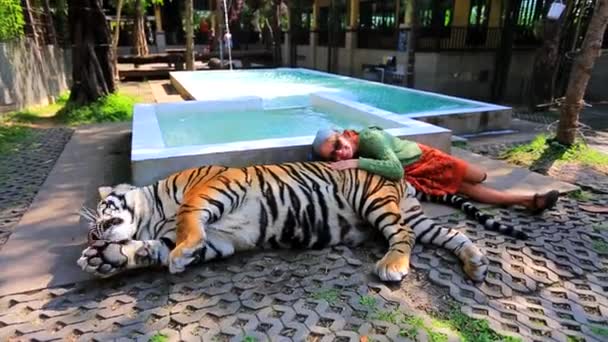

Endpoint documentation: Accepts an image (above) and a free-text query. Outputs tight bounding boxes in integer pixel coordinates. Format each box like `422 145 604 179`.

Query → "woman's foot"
526 190 560 214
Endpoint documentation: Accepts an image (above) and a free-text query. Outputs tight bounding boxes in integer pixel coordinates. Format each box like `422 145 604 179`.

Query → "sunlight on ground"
314 289 521 342
5 91 139 126
501 134 608 173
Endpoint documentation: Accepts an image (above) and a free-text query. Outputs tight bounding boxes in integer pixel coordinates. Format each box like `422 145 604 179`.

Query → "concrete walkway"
0 123 131 296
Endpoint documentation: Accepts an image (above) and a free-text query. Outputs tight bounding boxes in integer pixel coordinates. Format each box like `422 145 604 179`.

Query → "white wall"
0 39 71 110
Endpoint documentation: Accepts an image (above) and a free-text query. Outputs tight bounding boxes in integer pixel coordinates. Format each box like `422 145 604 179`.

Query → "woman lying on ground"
312 126 560 213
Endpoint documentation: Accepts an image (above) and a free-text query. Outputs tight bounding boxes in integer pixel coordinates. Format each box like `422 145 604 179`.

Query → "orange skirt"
403 144 468 196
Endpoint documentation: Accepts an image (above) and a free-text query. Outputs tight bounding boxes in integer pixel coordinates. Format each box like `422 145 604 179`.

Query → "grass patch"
452 140 468 148
593 224 608 233
440 307 522 342
592 240 608 254
0 125 33 155
242 336 257 342
590 325 608 337
56 93 138 125
501 134 608 173
311 289 340 303
357 295 519 342
568 190 594 201
7 91 139 126
567 336 585 342
359 295 377 310
148 333 168 342
8 92 69 123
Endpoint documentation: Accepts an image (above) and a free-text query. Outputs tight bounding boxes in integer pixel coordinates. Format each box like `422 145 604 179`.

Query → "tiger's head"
81 184 139 243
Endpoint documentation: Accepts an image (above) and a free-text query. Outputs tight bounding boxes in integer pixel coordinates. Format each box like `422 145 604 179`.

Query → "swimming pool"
170 68 510 122
157 106 388 147
131 94 451 186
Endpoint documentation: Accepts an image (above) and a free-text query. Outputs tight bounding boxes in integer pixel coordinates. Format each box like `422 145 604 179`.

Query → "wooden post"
349 0 359 29
154 4 163 32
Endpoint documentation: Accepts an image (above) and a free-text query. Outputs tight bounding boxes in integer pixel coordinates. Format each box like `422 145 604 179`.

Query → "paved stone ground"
0 131 606 341
0 127 73 251
1 193 607 341
1 114 608 341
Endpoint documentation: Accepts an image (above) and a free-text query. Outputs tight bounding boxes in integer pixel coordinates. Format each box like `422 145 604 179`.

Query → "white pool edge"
132 94 450 163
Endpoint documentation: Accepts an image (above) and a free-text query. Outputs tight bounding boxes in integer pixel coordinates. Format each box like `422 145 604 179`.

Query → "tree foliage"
0 0 25 42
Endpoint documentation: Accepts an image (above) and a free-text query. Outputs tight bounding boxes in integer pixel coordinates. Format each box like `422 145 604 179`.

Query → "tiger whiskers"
79 206 103 243
79 206 98 223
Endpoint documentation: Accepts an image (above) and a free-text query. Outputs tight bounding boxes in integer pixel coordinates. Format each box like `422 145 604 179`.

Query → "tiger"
77 161 527 283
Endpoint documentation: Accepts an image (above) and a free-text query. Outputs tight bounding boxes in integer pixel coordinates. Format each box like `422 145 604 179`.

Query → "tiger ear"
98 186 113 200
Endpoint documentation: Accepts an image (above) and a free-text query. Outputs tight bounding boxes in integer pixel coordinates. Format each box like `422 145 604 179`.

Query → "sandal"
530 190 560 214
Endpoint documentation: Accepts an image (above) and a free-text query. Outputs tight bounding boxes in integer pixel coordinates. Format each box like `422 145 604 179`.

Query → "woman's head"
312 128 359 161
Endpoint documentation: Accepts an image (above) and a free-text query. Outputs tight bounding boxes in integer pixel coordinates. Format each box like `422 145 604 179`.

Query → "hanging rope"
222 0 233 70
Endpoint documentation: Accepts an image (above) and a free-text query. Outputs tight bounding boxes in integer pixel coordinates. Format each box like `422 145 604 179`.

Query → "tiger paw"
77 240 130 278
168 245 197 274
375 251 410 282
463 254 489 283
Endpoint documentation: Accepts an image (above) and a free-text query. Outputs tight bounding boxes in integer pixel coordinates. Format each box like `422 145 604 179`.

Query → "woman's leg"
463 164 487 184
458 182 559 212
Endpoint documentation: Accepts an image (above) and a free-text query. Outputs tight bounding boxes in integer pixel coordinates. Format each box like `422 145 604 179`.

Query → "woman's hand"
329 159 359 170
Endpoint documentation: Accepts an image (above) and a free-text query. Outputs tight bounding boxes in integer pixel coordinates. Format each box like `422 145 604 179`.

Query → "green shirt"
357 127 422 181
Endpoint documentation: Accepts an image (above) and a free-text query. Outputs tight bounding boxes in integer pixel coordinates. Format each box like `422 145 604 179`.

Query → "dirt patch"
350 239 454 316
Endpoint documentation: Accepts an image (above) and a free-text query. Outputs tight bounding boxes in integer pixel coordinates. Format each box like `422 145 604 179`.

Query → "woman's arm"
352 129 404 180
358 150 404 180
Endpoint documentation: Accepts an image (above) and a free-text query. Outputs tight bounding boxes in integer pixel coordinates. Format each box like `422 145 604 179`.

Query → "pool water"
184 69 483 114
156 107 376 147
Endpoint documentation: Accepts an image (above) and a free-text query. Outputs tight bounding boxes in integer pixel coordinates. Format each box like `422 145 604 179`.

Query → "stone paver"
0 127 73 251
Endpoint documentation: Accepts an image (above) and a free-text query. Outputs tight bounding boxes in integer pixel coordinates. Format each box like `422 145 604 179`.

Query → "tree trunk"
68 0 116 106
112 0 125 80
42 0 57 45
490 0 519 102
528 1 569 111
185 0 195 70
55 0 69 46
405 0 416 87
556 0 608 145
132 0 149 56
